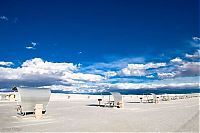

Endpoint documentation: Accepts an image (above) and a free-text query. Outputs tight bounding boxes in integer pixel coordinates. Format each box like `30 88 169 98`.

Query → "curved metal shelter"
150 93 157 103
110 92 124 108
142 93 157 103
17 87 51 114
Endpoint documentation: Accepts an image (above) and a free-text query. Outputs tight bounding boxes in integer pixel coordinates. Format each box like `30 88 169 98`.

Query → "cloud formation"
83 57 145 72
192 37 200 41
0 37 199 93
62 73 104 82
157 72 176 78
0 61 14 66
0 58 104 88
185 50 200 59
26 42 37 50
119 63 166 76
170 57 183 64
146 75 154 78
104 71 117 78
108 76 199 90
0 16 8 21
111 82 198 90
190 36 200 47
176 62 200 77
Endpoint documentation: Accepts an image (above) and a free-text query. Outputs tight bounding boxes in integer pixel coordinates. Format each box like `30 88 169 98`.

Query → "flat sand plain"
0 94 199 132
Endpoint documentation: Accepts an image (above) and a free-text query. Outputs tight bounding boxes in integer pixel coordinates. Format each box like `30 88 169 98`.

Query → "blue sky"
0 0 199 93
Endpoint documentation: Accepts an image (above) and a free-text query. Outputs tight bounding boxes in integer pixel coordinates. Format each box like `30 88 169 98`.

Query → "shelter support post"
35 104 43 119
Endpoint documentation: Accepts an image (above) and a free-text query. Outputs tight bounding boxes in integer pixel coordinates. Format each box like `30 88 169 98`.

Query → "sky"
0 0 199 93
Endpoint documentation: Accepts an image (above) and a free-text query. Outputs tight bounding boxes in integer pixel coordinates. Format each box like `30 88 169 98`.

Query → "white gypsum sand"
0 93 199 132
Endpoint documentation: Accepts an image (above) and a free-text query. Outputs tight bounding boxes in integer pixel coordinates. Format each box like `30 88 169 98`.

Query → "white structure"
150 93 157 103
142 93 157 103
161 93 170 101
17 87 51 115
35 104 44 119
110 92 124 108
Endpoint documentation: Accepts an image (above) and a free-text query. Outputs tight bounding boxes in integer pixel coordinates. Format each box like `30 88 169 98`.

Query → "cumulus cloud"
111 76 199 90
21 58 77 73
104 71 117 78
44 84 105 93
0 52 199 93
41 76 200 92
157 72 176 78
0 58 104 88
0 58 77 87
192 37 200 41
119 63 166 76
170 57 183 64
26 47 33 49
120 65 146 76
111 82 199 89
146 75 154 78
83 57 145 72
26 42 37 50
176 62 200 77
41 85 78 93
0 16 8 21
62 73 104 82
0 61 14 66
189 37 200 47
185 50 200 59
145 63 166 69
78 51 82 54
158 61 200 79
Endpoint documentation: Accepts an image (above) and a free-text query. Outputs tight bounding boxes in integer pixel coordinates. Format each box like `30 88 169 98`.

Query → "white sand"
0 93 199 132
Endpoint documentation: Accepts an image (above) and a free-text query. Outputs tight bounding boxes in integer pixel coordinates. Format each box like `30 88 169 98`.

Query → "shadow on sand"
126 102 141 103
86 104 105 107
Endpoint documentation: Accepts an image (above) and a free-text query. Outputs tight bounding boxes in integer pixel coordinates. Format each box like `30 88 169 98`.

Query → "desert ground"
0 93 199 132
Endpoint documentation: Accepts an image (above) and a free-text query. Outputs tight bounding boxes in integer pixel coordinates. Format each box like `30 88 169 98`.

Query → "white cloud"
0 16 8 21
26 42 37 50
21 58 77 73
31 42 37 47
120 65 146 76
190 37 200 47
185 50 200 59
170 57 183 64
112 82 199 89
111 76 199 89
192 37 200 41
62 73 104 82
144 63 166 69
0 58 105 89
177 62 200 77
42 85 77 92
25 46 35 49
43 84 104 93
0 61 14 66
157 72 176 78
83 57 145 71
104 71 117 78
0 54 199 93
157 60 200 79
146 75 154 78
119 63 166 76
0 58 78 87
40 76 200 92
